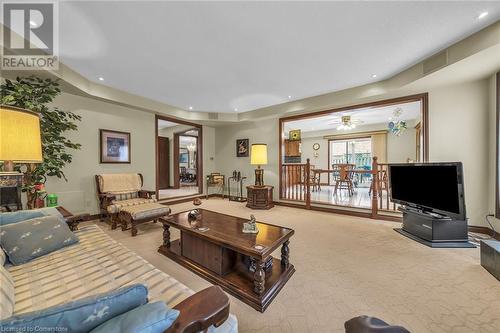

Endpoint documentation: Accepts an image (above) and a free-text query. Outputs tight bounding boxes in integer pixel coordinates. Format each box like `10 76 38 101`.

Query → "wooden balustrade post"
306 158 311 209
371 156 379 219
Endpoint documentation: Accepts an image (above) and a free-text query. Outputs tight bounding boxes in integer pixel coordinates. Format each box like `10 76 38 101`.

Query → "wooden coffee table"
158 209 295 312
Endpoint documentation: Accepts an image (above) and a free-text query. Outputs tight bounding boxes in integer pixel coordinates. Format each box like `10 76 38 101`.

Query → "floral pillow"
0 215 79 265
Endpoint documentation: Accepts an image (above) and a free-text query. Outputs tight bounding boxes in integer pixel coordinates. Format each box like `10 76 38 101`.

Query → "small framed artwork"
100 129 131 163
236 139 249 157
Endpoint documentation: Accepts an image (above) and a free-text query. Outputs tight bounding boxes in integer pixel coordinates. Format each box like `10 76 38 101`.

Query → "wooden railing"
374 162 398 212
281 159 311 208
280 156 399 219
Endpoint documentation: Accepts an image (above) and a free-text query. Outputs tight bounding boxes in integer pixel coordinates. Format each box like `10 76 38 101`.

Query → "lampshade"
0 106 43 163
250 144 268 165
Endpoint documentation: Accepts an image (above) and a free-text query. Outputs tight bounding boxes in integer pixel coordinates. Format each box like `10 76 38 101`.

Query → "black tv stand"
395 207 475 248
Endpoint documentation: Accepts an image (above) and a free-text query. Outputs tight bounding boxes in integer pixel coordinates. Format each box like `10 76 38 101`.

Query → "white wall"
426 79 490 226
44 93 156 214
43 93 216 214
203 126 217 180
214 121 279 198
301 137 329 170
386 127 417 163
488 74 500 230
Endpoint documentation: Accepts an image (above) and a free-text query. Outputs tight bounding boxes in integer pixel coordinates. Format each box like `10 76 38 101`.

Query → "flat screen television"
388 162 466 220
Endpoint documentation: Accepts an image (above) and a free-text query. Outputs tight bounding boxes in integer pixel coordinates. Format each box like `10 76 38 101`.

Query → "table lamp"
0 106 43 171
250 143 267 187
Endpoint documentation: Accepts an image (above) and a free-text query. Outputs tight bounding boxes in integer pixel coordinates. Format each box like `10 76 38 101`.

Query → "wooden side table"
246 185 274 210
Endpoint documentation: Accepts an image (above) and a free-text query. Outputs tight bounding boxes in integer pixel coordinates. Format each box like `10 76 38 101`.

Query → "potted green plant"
1 76 81 209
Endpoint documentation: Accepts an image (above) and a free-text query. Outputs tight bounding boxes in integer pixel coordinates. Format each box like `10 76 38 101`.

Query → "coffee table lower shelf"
159 240 295 312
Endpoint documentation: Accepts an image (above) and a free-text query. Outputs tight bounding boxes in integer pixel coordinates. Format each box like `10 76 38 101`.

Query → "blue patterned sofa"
0 210 238 332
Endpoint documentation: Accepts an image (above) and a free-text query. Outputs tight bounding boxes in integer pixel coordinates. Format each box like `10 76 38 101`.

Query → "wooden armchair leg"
165 286 230 333
111 214 118 230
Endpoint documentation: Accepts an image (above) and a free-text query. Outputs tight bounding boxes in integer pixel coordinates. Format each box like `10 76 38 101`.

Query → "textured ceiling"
57 1 500 113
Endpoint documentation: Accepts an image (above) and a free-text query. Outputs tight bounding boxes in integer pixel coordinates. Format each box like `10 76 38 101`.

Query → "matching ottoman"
119 203 171 236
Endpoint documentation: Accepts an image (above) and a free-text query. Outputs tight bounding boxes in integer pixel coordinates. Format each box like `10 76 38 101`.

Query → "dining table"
312 168 372 191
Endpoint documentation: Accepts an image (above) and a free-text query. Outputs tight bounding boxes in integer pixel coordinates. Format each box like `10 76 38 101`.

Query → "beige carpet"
87 198 500 333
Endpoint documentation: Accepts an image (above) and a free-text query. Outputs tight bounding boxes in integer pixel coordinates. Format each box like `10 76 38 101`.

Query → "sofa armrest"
139 190 156 199
98 193 116 206
66 213 90 222
165 286 230 333
66 213 90 230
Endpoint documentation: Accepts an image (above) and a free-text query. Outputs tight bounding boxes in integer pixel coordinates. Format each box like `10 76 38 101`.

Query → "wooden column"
253 260 266 295
371 156 379 219
281 240 290 268
305 159 311 209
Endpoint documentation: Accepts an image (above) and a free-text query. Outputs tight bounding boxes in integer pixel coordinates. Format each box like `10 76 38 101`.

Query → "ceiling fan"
328 115 363 131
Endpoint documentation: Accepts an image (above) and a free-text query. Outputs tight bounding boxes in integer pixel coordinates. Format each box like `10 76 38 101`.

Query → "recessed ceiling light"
288 95 292 99
29 20 37 27
234 108 238 112
98 77 104 81
478 12 489 19
188 106 193 110
371 74 377 78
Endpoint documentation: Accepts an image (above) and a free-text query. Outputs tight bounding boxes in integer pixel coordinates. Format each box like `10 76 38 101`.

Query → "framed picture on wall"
236 139 249 157
100 129 131 163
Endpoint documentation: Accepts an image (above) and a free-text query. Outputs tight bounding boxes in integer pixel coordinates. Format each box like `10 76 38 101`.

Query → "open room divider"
279 93 429 221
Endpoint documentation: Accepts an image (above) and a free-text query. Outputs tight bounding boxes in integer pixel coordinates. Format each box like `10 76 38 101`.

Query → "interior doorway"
173 130 199 189
155 115 203 200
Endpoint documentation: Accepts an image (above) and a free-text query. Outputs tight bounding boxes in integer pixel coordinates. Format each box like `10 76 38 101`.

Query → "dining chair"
306 165 319 192
369 166 389 197
333 164 355 196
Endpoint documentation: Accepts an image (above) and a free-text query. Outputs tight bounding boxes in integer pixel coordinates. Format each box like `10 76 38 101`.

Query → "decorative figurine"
188 209 201 228
242 214 259 234
188 209 200 220
193 198 202 206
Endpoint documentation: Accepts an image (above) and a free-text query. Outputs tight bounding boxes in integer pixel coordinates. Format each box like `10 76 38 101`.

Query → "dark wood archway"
278 93 429 221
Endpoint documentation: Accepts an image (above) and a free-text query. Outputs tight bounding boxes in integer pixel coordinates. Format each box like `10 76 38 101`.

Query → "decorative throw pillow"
0 215 79 265
89 301 180 333
0 284 148 333
0 265 15 320
0 210 45 226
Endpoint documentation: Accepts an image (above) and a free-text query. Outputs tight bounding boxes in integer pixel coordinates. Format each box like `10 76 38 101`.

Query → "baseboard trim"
159 194 206 205
207 194 225 198
468 225 500 241
88 213 101 221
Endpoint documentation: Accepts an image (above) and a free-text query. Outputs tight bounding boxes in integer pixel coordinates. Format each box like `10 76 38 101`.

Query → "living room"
1 1 500 333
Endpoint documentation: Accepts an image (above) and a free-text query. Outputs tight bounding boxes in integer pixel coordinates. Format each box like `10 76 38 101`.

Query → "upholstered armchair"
95 173 156 228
